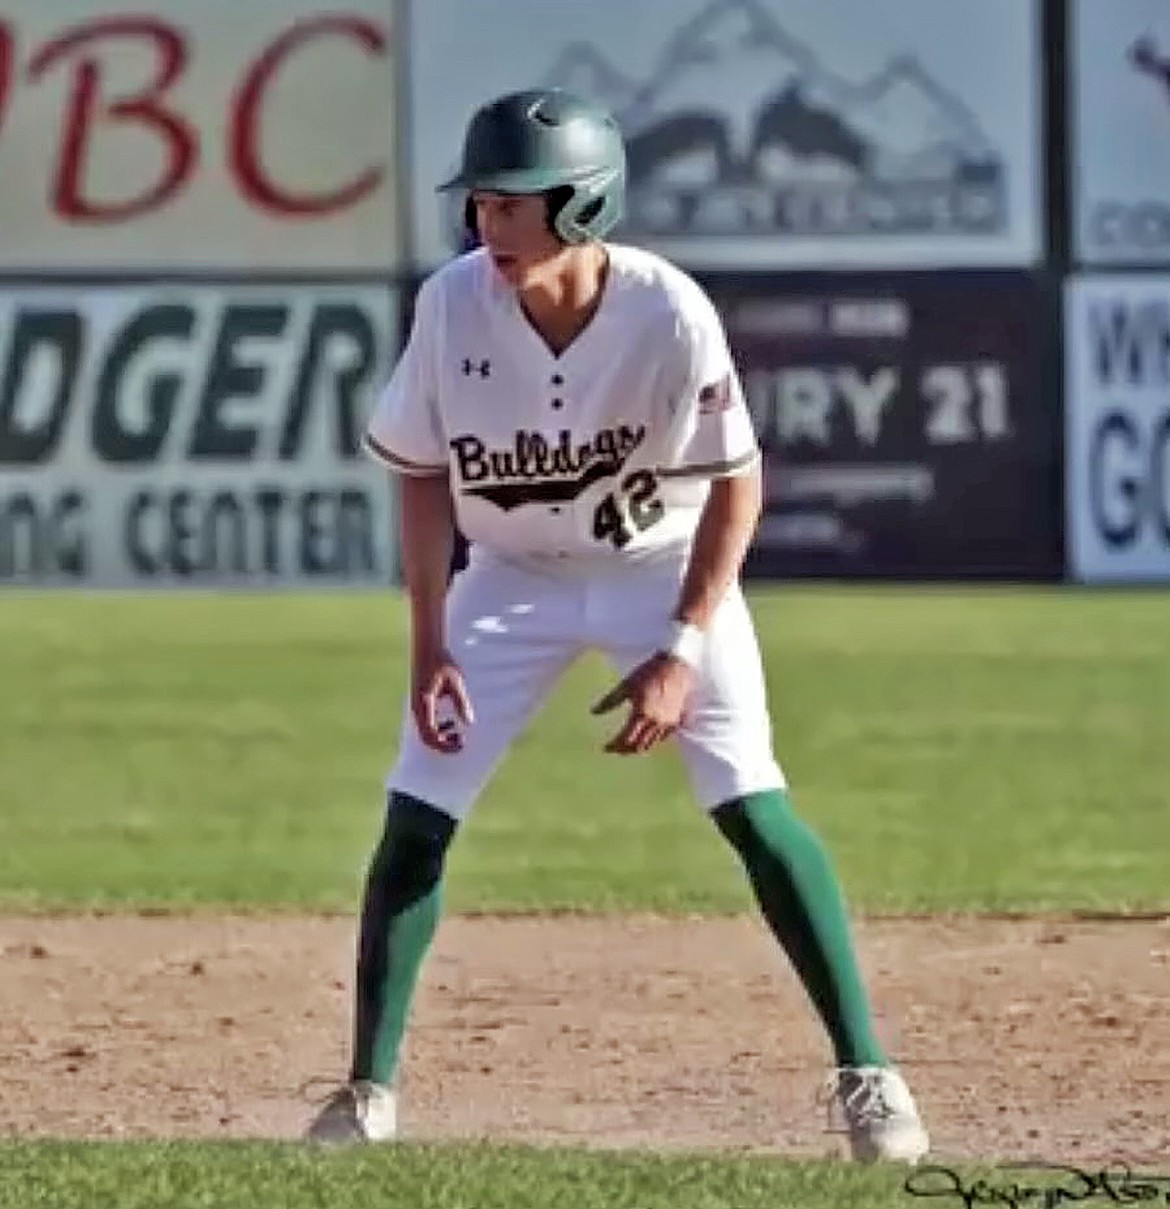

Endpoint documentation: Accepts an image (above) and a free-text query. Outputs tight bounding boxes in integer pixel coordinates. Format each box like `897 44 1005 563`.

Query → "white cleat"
829 1065 930 1164
304 1080 397 1145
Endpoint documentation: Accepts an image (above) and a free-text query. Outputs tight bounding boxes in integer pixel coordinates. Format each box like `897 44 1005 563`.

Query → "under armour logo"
462 358 491 378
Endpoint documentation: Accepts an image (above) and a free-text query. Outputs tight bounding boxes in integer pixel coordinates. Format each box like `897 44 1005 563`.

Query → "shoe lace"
820 1068 897 1133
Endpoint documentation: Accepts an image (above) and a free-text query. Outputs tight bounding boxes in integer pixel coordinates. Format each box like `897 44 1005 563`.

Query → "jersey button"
551 373 564 386
550 506 562 514
551 397 563 410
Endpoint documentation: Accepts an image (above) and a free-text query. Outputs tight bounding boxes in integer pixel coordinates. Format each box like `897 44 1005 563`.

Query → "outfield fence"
0 0 1166 586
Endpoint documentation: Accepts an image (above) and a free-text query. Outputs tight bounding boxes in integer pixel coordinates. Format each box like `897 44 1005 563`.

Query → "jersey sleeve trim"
363 433 448 476
656 449 760 481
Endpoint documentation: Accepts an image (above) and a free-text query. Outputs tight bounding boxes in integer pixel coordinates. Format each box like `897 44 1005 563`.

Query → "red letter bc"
27 17 199 223
230 15 387 217
0 22 14 141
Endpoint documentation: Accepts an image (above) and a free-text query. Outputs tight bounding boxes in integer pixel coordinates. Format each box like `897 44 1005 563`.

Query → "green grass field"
0 585 1166 1206
0 586 1166 915
0 1140 964 1209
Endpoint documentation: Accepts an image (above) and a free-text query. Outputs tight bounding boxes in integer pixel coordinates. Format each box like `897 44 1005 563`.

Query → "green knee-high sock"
712 789 887 1069
351 792 457 1086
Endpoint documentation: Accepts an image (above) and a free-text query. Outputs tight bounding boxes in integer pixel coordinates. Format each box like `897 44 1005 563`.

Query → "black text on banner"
0 284 399 587
1066 276 1170 583
706 273 1061 579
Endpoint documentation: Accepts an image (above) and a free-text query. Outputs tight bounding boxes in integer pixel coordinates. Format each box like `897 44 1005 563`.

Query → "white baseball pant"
386 546 787 819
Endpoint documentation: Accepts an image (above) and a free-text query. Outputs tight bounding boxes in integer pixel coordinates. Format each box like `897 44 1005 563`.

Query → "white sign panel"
1065 276 1170 583
1072 0 1170 267
0 1 401 271
0 284 399 587
408 0 1042 270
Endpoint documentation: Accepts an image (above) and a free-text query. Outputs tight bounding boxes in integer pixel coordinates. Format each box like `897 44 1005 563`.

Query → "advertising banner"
409 0 1042 271
1072 0 1170 267
1065 276 1170 583
707 273 1061 579
0 1 400 272
0 284 399 587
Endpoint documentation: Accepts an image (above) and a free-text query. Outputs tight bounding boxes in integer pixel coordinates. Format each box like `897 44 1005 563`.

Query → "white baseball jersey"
364 243 759 570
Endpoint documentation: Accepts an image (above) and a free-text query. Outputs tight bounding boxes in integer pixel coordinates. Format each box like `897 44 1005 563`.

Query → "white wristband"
664 621 705 670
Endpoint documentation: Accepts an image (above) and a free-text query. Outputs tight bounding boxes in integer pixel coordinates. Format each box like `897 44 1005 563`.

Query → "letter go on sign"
1065 276 1170 583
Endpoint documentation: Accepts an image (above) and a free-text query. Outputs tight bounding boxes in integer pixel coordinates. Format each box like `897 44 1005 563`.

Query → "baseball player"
306 87 929 1164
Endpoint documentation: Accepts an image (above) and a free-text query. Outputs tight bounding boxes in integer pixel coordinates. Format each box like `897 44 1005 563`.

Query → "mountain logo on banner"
538 0 1007 240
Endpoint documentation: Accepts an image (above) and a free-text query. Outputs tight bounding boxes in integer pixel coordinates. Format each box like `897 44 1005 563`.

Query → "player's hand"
411 649 474 754
590 652 696 755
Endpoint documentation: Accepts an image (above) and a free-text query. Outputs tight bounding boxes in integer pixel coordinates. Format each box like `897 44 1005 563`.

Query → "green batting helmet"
438 88 626 244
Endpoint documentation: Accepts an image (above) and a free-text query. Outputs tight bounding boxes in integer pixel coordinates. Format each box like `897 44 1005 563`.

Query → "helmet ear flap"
577 198 604 227
551 173 624 244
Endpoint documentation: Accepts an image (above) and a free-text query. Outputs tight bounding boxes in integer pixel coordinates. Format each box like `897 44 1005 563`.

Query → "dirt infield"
2 913 1169 1164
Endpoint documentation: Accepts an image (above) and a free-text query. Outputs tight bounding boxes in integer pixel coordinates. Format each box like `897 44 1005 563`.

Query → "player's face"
471 191 563 286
